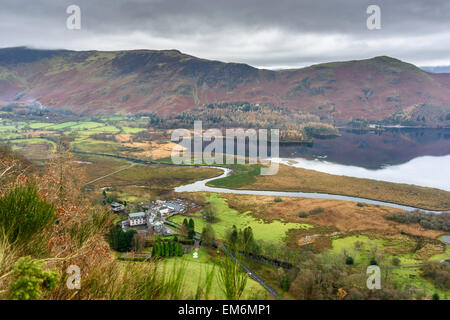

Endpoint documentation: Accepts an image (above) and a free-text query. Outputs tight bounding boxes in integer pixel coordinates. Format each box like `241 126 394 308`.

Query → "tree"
9 257 59 300
177 243 183 256
204 205 218 223
169 240 175 256
201 224 215 247
188 218 196 239
108 227 137 252
227 225 238 248
131 233 146 252
164 242 170 257
152 241 160 258
108 225 122 251
242 227 255 254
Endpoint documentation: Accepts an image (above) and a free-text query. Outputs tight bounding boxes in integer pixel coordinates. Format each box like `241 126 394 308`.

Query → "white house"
128 212 146 227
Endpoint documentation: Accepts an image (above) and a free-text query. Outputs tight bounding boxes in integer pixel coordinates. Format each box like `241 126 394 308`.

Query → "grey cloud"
0 0 450 68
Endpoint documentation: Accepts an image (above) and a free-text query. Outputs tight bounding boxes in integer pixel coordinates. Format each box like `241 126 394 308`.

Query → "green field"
331 234 450 298
170 193 313 244
157 248 267 299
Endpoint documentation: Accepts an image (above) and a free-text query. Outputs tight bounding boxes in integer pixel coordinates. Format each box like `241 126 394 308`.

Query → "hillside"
1 47 450 125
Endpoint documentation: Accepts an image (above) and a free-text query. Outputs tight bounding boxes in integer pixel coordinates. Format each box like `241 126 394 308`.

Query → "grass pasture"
170 193 313 244
157 248 267 299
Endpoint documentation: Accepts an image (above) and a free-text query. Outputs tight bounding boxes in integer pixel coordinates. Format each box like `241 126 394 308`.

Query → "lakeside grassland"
208 164 450 211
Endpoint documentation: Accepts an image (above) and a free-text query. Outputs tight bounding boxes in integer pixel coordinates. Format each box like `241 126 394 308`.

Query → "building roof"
111 202 123 207
166 203 183 211
128 212 146 219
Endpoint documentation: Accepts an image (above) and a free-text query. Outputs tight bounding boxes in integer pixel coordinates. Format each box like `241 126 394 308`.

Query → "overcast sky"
1 0 450 69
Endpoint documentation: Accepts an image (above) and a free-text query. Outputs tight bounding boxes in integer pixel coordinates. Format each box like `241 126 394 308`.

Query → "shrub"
370 258 378 265
356 202 365 207
298 211 309 218
274 198 282 203
422 263 450 290
203 205 218 223
392 257 401 266
345 256 354 265
432 293 440 300
310 207 324 215
385 211 450 232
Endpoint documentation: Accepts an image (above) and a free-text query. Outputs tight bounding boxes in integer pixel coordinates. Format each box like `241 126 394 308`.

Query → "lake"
192 128 450 190
275 128 450 191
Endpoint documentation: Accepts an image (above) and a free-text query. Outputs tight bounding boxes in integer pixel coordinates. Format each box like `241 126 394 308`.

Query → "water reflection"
272 155 450 191
279 128 450 169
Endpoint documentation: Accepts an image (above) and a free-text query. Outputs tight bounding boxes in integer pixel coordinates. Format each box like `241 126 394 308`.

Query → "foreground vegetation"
172 192 449 299
0 147 263 300
1 111 449 300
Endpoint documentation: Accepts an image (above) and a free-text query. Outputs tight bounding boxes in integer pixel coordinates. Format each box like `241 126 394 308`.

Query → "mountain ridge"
1 47 450 125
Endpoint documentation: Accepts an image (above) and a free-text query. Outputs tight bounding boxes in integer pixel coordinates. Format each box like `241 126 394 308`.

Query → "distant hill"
1 47 450 126
421 66 450 74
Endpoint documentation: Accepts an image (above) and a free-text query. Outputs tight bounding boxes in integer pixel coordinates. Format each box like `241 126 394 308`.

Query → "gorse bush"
0 184 55 248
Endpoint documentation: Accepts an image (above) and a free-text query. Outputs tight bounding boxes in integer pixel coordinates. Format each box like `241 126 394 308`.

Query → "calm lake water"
195 128 450 190
275 128 450 191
